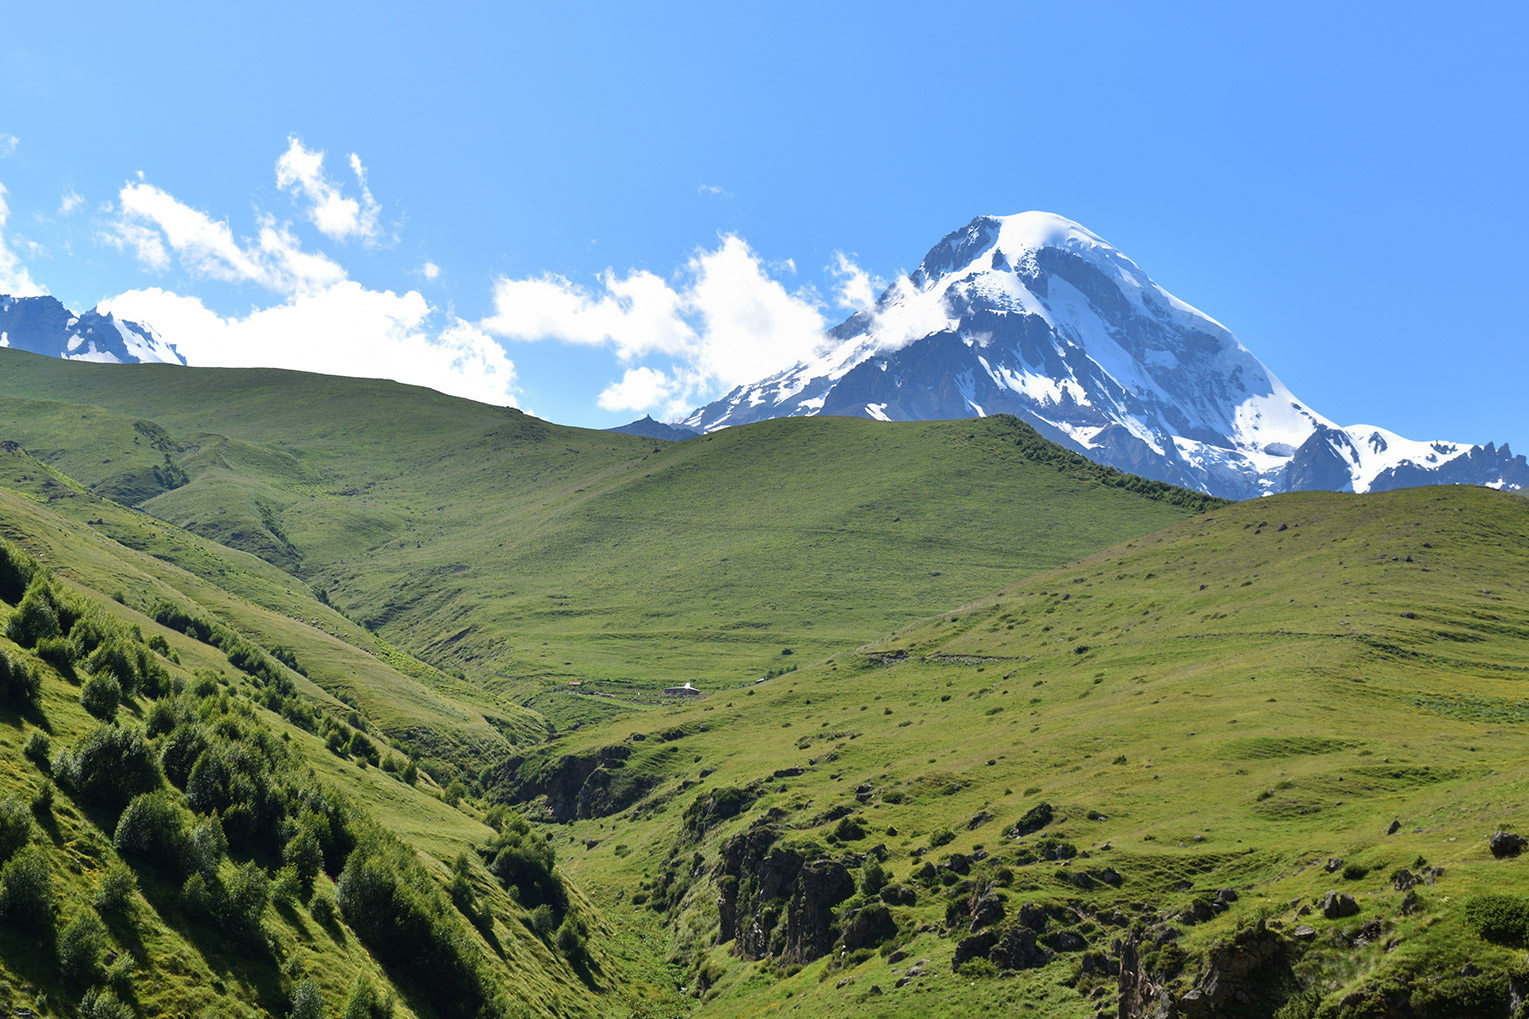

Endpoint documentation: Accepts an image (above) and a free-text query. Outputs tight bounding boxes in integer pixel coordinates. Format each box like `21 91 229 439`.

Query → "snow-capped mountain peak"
680 213 1524 499
0 294 185 366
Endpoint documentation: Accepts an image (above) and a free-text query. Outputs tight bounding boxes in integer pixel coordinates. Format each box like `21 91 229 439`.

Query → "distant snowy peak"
680 212 1524 499
0 294 185 366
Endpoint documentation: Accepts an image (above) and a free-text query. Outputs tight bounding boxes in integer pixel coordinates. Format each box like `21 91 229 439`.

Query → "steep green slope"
0 463 685 1019
0 351 1218 725
491 486 1529 1018
0 442 544 776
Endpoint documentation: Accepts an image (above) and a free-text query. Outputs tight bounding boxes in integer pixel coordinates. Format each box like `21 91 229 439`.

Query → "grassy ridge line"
501 486 1529 1017
0 443 544 770
0 352 1220 724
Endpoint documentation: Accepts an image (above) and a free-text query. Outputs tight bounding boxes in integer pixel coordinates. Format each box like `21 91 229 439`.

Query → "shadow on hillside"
0 924 60 1007
0 698 53 734
133 868 285 1016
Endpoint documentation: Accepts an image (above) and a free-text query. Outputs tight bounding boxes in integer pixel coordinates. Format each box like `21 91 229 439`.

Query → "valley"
0 354 1525 1018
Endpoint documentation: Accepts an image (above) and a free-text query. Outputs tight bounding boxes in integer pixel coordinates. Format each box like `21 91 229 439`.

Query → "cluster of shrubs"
477 807 589 965
994 413 1227 512
0 540 514 1018
2 541 172 723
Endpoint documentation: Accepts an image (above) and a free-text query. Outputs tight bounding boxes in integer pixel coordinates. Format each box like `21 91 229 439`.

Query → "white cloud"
101 283 518 406
275 137 382 244
482 234 829 414
106 180 345 294
59 189 84 216
92 149 517 407
598 366 678 412
0 184 46 297
697 184 731 198
422 261 440 280
0 134 17 158
829 251 885 312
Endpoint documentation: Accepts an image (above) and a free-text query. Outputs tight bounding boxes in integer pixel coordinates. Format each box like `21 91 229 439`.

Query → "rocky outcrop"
485 743 660 821
1118 921 1297 1018
716 818 859 964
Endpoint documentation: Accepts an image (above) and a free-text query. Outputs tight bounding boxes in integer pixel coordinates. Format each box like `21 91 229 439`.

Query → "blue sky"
1 2 1524 444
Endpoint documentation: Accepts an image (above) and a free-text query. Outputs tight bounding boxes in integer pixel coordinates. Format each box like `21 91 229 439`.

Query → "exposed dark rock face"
1489 830 1527 858
842 903 898 951
485 743 659 821
1117 922 1296 1018
715 819 859 964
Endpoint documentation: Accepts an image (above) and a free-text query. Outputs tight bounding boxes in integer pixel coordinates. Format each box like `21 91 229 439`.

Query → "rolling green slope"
493 486 1529 1017
0 462 689 1019
0 351 1218 725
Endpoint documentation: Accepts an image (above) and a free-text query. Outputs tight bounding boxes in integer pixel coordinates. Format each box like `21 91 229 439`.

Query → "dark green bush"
145 698 178 737
530 903 558 937
0 539 37 604
6 582 61 647
35 635 75 676
337 839 493 1019
151 601 218 643
860 858 888 897
0 796 34 862
58 910 108 982
80 673 122 721
834 816 867 842
78 988 133 1019
290 977 324 1019
1462 892 1529 946
0 845 54 930
95 862 138 915
60 723 161 810
22 730 50 769
555 916 589 962
342 975 395 1019
309 889 337 925
483 813 565 913
158 722 209 787
114 790 194 875
0 650 41 706
29 781 52 818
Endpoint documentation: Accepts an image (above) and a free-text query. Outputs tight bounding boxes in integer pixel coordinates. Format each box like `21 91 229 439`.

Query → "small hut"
663 681 701 698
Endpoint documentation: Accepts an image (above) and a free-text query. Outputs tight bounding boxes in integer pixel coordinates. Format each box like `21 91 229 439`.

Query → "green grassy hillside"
5 352 1525 1017
0 351 1218 727
491 486 1529 1018
0 468 691 1019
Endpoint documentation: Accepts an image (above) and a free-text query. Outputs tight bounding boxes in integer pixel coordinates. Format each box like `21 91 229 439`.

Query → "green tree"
0 650 41 706
0 796 33 863
95 861 138 916
80 673 122 721
0 845 54 930
61 723 162 809
58 910 108 982
342 974 395 1019
289 976 323 1019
